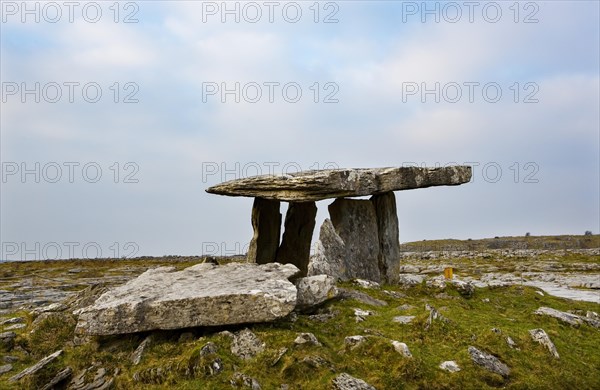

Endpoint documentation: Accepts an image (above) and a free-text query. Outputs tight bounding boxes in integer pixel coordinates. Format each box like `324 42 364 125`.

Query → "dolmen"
206 166 472 283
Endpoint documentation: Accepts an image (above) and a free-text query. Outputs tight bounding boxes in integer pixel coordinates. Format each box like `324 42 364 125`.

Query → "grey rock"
506 337 518 349
353 279 381 289
439 361 460 372
338 288 388 307
371 192 401 284
392 341 412 357
332 372 377 390
451 280 475 298
74 262 299 335
64 284 109 311
0 317 24 325
397 304 414 311
270 347 288 366
131 336 152 365
200 342 218 357
9 350 63 382
354 308 374 322
3 356 18 363
3 324 25 331
344 335 366 350
534 307 583 327
231 328 265 360
382 290 406 299
69 366 114 390
30 302 67 316
308 219 346 279
294 332 321 347
231 372 262 389
329 198 381 282
392 316 415 324
40 367 72 390
425 304 449 329
529 329 559 359
206 166 472 202
276 201 317 276
397 274 425 287
295 275 338 311
0 364 13 375
468 346 510 378
247 198 281 264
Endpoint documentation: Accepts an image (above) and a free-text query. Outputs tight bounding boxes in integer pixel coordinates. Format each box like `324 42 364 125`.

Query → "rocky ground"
0 236 599 389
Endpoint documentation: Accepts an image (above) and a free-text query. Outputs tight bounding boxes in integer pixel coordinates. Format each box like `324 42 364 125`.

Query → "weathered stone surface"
344 335 367 350
131 336 152 365
40 367 72 390
328 198 381 282
439 361 460 372
207 166 472 202
0 364 12 375
308 219 346 278
338 288 388 307
276 201 317 275
295 275 338 311
294 332 321 347
69 366 115 390
468 346 510 378
371 192 401 283
74 263 300 335
534 307 583 327
247 197 281 264
332 373 377 390
9 350 63 382
231 328 265 360
397 274 425 287
230 372 262 389
392 316 415 324
529 329 559 359
392 341 412 357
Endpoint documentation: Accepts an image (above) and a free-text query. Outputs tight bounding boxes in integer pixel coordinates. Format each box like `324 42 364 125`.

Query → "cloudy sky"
1 1 598 260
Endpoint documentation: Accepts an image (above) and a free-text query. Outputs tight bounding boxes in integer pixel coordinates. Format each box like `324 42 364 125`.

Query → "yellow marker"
444 267 453 279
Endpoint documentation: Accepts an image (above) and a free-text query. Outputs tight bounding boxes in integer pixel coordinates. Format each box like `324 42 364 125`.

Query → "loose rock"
529 329 559 359
534 307 583 327
439 361 460 372
392 316 415 324
392 341 412 357
0 364 13 375
131 336 152 365
295 275 338 311
9 350 63 382
294 332 321 347
468 346 510 378
231 329 265 360
332 373 377 390
75 262 299 335
344 335 366 350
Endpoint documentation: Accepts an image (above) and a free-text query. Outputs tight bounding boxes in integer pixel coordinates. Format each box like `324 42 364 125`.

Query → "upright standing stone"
247 198 281 264
329 198 381 282
276 202 317 276
308 219 346 279
371 192 401 284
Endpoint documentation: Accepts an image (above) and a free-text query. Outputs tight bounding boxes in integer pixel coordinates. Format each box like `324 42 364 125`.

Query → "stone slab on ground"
75 263 300 335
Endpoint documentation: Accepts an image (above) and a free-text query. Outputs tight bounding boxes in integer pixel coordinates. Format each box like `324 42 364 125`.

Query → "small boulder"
295 275 338 311
529 329 559 359
230 372 261 389
332 373 376 390
131 336 152 365
0 364 13 375
534 307 583 327
344 335 366 350
231 329 265 360
392 316 415 324
439 361 460 372
294 332 321 347
468 346 510 378
392 341 412 357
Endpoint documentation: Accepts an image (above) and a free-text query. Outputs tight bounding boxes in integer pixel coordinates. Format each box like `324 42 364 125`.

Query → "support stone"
328 198 381 282
276 202 317 276
247 198 281 264
371 192 401 284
